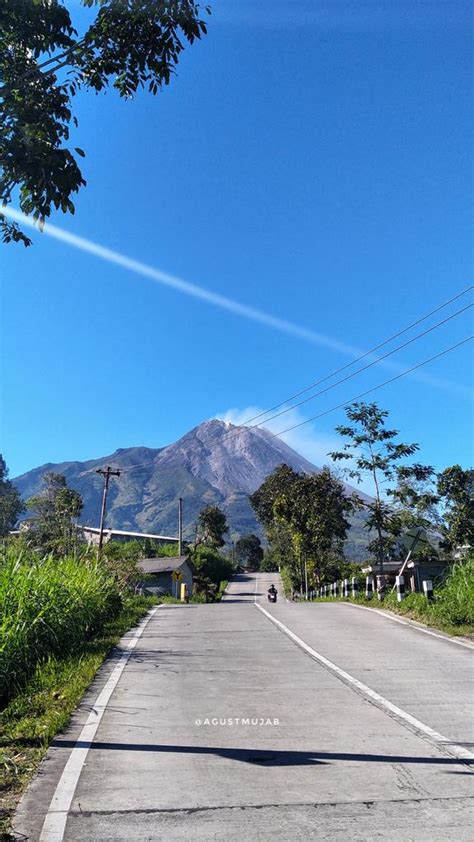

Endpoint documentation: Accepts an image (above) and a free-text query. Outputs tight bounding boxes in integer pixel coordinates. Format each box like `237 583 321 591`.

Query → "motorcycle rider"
267 583 278 601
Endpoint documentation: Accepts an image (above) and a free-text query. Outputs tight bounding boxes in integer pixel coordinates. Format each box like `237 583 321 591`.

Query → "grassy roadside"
292 557 474 638
0 594 156 840
308 592 474 637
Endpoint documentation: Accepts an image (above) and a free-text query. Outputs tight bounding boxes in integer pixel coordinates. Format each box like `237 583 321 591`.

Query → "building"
80 526 177 547
362 558 452 592
137 556 193 598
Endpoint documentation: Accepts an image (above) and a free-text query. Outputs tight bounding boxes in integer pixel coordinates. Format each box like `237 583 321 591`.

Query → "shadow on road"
49 741 472 767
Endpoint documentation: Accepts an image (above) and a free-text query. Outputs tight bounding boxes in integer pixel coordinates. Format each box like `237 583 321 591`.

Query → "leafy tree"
275 468 355 589
191 544 233 599
251 464 355 592
250 464 296 573
250 464 297 531
0 454 23 536
389 463 440 559
234 533 263 570
0 0 210 245
330 402 421 574
26 471 83 554
197 504 228 548
437 465 474 551
100 539 144 590
259 551 279 572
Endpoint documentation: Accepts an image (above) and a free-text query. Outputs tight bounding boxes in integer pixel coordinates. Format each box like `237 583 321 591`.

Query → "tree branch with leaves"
0 0 211 245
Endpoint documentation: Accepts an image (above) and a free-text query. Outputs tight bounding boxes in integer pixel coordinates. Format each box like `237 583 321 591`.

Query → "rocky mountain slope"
13 419 369 558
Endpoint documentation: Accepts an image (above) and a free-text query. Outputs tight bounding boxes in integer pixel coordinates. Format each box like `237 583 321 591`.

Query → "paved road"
16 573 474 840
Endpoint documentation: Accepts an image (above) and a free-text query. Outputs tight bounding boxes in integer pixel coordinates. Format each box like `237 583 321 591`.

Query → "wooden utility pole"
96 466 120 551
178 497 183 556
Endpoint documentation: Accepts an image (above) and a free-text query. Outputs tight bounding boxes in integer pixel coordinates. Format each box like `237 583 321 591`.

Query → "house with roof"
137 556 193 598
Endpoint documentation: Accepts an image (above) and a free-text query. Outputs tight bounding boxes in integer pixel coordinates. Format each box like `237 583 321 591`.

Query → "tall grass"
433 556 474 626
0 547 122 704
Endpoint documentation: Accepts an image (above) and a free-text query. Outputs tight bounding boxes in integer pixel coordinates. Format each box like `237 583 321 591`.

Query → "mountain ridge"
13 419 369 558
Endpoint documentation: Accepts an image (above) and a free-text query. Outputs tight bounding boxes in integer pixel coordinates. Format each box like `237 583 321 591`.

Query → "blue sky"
1 0 473 480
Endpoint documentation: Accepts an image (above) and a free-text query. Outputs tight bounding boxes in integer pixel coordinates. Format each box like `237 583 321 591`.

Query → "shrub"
0 546 122 704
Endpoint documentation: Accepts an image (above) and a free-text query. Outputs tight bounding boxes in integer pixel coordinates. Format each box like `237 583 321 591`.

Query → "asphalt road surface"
16 573 474 841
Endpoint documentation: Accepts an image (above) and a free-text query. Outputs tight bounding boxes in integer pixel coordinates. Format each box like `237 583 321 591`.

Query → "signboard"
172 569 182 582
402 527 429 553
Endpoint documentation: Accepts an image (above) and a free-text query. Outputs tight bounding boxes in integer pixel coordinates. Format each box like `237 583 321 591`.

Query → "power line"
79 288 473 480
222 284 473 434
111 334 474 481
268 336 473 440
222 301 472 435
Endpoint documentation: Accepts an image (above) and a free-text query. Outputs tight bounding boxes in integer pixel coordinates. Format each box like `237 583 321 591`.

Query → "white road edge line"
39 605 163 842
255 602 474 767
340 601 474 650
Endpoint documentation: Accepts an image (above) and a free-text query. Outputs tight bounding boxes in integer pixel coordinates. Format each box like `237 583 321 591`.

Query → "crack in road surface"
70 794 474 817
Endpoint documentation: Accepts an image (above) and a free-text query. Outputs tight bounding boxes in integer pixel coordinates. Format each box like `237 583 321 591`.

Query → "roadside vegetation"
189 506 235 600
0 467 183 838
0 582 155 838
250 401 473 608
307 557 474 636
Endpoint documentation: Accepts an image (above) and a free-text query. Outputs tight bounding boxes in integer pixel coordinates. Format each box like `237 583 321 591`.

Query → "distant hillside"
13 419 370 559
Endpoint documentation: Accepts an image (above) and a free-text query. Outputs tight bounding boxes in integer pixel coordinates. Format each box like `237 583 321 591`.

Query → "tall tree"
251 464 355 591
437 465 474 551
27 471 83 554
234 533 263 570
330 402 420 575
197 504 228 548
389 463 440 558
250 464 297 575
0 0 210 245
0 454 23 536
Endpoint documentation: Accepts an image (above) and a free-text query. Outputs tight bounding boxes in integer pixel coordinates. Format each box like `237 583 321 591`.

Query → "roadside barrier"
351 576 359 598
342 578 349 597
376 575 386 601
365 576 374 599
395 574 405 602
423 579 434 600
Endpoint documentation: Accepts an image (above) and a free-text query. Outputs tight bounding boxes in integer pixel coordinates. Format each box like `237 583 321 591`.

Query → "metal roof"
137 556 189 575
80 525 177 541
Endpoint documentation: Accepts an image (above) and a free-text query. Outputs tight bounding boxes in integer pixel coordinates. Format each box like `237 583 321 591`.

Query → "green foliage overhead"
0 0 211 245
0 453 23 537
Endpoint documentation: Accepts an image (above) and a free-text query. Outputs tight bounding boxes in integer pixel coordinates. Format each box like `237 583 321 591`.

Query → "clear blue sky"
1 0 473 479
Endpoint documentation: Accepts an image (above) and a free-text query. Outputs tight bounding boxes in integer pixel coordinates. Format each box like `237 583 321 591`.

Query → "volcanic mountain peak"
12 418 368 557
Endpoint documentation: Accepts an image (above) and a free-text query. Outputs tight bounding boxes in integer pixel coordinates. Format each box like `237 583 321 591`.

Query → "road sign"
172 569 182 582
402 527 428 552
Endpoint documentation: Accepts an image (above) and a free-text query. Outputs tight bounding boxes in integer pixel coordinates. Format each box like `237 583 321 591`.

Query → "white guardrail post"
395 574 405 602
423 579 434 600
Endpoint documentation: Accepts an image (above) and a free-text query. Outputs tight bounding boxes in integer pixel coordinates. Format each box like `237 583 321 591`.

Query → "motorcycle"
267 591 277 603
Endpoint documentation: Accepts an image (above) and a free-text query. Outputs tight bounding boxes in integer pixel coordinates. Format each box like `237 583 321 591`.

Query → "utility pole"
178 497 183 556
96 466 120 551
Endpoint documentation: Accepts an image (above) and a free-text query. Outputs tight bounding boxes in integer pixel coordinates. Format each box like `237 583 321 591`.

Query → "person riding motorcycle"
267 584 278 602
